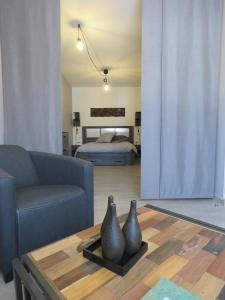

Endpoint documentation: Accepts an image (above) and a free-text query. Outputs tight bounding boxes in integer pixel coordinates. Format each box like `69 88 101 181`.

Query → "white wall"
61 76 73 154
72 87 141 144
0 44 3 144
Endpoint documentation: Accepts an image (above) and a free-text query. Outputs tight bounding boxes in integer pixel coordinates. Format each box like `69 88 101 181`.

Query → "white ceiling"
60 0 141 87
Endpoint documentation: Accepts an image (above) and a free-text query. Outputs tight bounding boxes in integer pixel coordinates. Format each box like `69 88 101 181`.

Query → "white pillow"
96 132 114 143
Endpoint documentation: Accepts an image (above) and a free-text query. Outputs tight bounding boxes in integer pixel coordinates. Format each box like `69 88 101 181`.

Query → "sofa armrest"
29 152 94 226
0 168 17 279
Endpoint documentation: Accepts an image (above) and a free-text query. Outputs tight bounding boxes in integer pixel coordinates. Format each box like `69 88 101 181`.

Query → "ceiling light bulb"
103 77 110 92
104 83 110 92
76 38 84 51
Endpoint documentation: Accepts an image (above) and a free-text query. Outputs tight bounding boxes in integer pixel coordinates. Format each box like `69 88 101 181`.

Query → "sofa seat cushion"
16 185 88 255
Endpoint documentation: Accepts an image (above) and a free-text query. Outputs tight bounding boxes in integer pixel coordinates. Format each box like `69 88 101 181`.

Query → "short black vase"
100 195 114 236
122 200 142 255
101 203 125 263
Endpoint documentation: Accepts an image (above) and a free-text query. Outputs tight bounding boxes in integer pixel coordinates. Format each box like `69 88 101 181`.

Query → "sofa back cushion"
0 145 39 188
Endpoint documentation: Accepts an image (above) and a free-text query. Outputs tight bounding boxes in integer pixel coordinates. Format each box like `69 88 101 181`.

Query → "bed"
75 126 137 165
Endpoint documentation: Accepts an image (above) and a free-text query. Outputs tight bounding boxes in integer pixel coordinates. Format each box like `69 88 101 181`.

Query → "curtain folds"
0 44 3 144
0 0 62 153
160 0 222 198
215 0 225 199
141 0 223 199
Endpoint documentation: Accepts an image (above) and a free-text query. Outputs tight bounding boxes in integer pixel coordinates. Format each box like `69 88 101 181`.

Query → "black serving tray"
83 238 148 276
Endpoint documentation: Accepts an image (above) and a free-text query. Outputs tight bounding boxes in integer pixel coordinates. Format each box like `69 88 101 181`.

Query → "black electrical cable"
79 26 103 77
78 24 80 39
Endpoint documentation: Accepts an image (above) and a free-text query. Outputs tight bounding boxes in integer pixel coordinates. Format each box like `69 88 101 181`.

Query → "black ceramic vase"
101 203 125 263
122 200 142 255
100 195 114 236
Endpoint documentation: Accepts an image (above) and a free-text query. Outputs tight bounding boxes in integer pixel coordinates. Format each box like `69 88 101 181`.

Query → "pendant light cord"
79 26 104 77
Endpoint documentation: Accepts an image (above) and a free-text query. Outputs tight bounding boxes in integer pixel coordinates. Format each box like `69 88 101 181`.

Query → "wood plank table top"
24 206 225 300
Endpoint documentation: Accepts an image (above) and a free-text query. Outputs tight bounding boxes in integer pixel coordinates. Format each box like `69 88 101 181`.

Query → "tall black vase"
122 200 142 255
100 195 114 236
101 203 125 263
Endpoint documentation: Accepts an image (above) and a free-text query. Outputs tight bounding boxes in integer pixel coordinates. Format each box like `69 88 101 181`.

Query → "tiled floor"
1 161 225 299
147 198 225 229
0 274 15 300
94 161 141 224
94 161 225 229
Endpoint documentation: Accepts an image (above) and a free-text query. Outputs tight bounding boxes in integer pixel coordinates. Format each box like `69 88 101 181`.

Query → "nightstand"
135 144 141 158
71 145 81 157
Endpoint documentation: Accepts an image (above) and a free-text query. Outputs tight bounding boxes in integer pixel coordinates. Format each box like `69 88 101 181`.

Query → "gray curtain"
160 0 222 198
0 43 3 144
0 0 62 153
141 0 222 199
215 2 225 199
141 0 163 199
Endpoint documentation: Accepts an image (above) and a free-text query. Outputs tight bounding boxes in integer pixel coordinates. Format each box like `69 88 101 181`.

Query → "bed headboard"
82 126 134 144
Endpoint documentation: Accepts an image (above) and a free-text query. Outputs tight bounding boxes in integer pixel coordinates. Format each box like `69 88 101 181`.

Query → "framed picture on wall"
90 108 125 117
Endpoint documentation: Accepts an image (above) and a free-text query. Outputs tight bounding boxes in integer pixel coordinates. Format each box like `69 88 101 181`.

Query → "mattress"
75 141 137 154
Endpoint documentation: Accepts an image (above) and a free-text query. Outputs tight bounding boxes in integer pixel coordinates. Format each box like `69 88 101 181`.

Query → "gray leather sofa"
0 145 93 282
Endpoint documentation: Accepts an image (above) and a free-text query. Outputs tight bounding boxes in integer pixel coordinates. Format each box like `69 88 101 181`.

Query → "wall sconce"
135 112 141 127
73 112 80 134
135 111 141 145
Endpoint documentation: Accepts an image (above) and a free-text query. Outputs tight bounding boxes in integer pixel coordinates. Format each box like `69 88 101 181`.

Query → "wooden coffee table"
13 205 225 300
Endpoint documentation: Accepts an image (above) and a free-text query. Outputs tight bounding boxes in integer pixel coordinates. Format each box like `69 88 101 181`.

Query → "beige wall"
61 76 73 154
72 87 141 144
